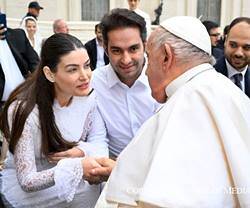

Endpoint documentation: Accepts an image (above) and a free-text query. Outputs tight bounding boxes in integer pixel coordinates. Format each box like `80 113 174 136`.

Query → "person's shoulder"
7 101 39 125
91 65 110 86
6 28 28 44
212 47 224 60
85 38 96 47
213 56 227 73
93 65 110 77
7 28 26 36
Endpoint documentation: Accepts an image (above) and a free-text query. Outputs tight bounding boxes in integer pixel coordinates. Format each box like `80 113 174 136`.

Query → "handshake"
47 148 116 184
81 157 116 184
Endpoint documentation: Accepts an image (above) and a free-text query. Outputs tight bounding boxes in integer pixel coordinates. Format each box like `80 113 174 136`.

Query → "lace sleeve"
14 113 55 192
10 104 84 201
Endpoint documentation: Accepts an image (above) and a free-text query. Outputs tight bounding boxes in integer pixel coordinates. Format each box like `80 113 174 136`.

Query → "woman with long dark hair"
0 33 108 208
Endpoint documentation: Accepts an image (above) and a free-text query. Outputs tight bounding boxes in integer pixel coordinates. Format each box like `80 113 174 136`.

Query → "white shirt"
0 39 24 101
91 63 159 157
96 64 250 207
95 38 106 68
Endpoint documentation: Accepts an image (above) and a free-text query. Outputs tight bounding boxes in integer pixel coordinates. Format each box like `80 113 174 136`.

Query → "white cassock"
95 63 250 208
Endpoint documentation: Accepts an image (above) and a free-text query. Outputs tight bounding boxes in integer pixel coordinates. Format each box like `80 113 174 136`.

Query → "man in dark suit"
214 17 250 98
85 23 109 70
0 27 39 106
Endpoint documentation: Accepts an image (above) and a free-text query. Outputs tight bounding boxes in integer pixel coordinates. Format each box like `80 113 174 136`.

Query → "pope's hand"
82 157 103 184
90 157 116 182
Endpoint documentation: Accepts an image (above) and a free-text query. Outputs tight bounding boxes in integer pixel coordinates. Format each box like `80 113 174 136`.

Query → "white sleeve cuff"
54 157 83 202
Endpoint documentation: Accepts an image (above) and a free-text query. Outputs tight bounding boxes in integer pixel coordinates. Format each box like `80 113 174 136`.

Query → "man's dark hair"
228 17 250 34
223 25 230 36
100 8 147 47
95 23 101 33
202 20 219 34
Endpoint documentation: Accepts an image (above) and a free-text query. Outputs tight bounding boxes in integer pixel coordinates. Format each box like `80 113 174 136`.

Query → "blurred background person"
203 20 221 47
53 19 69 34
85 23 109 70
0 13 39 109
214 17 250 98
202 20 224 60
127 0 151 38
23 1 43 20
217 24 230 50
20 16 43 56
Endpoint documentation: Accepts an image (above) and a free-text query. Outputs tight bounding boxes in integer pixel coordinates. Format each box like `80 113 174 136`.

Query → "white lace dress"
0 92 108 208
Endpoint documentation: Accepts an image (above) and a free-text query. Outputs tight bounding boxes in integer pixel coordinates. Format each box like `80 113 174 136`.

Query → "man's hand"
48 147 85 163
90 157 116 182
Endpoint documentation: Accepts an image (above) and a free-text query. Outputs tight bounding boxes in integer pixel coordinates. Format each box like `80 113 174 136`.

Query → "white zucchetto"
160 16 212 55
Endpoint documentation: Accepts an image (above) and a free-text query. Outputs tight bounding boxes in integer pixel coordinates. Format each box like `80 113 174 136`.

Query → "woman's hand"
48 147 85 163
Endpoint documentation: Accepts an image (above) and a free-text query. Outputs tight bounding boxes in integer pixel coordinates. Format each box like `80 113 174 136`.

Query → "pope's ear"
163 43 173 71
43 66 55 83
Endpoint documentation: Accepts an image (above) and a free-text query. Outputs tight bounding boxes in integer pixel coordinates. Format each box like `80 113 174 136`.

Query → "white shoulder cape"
97 67 250 208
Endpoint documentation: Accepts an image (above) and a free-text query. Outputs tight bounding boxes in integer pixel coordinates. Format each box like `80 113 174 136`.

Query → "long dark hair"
0 33 85 156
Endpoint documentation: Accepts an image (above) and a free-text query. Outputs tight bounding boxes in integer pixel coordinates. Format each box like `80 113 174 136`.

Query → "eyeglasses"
210 33 220 37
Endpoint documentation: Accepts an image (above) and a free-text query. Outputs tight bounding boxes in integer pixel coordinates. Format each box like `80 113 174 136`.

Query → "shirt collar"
165 63 213 98
107 57 149 89
95 38 101 47
225 59 248 79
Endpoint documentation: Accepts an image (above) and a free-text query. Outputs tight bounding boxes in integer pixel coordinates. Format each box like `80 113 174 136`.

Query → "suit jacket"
85 38 109 70
214 56 250 98
0 28 39 100
212 46 224 61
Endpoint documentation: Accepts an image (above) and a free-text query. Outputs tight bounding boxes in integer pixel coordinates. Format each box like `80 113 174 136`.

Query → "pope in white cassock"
95 16 250 208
